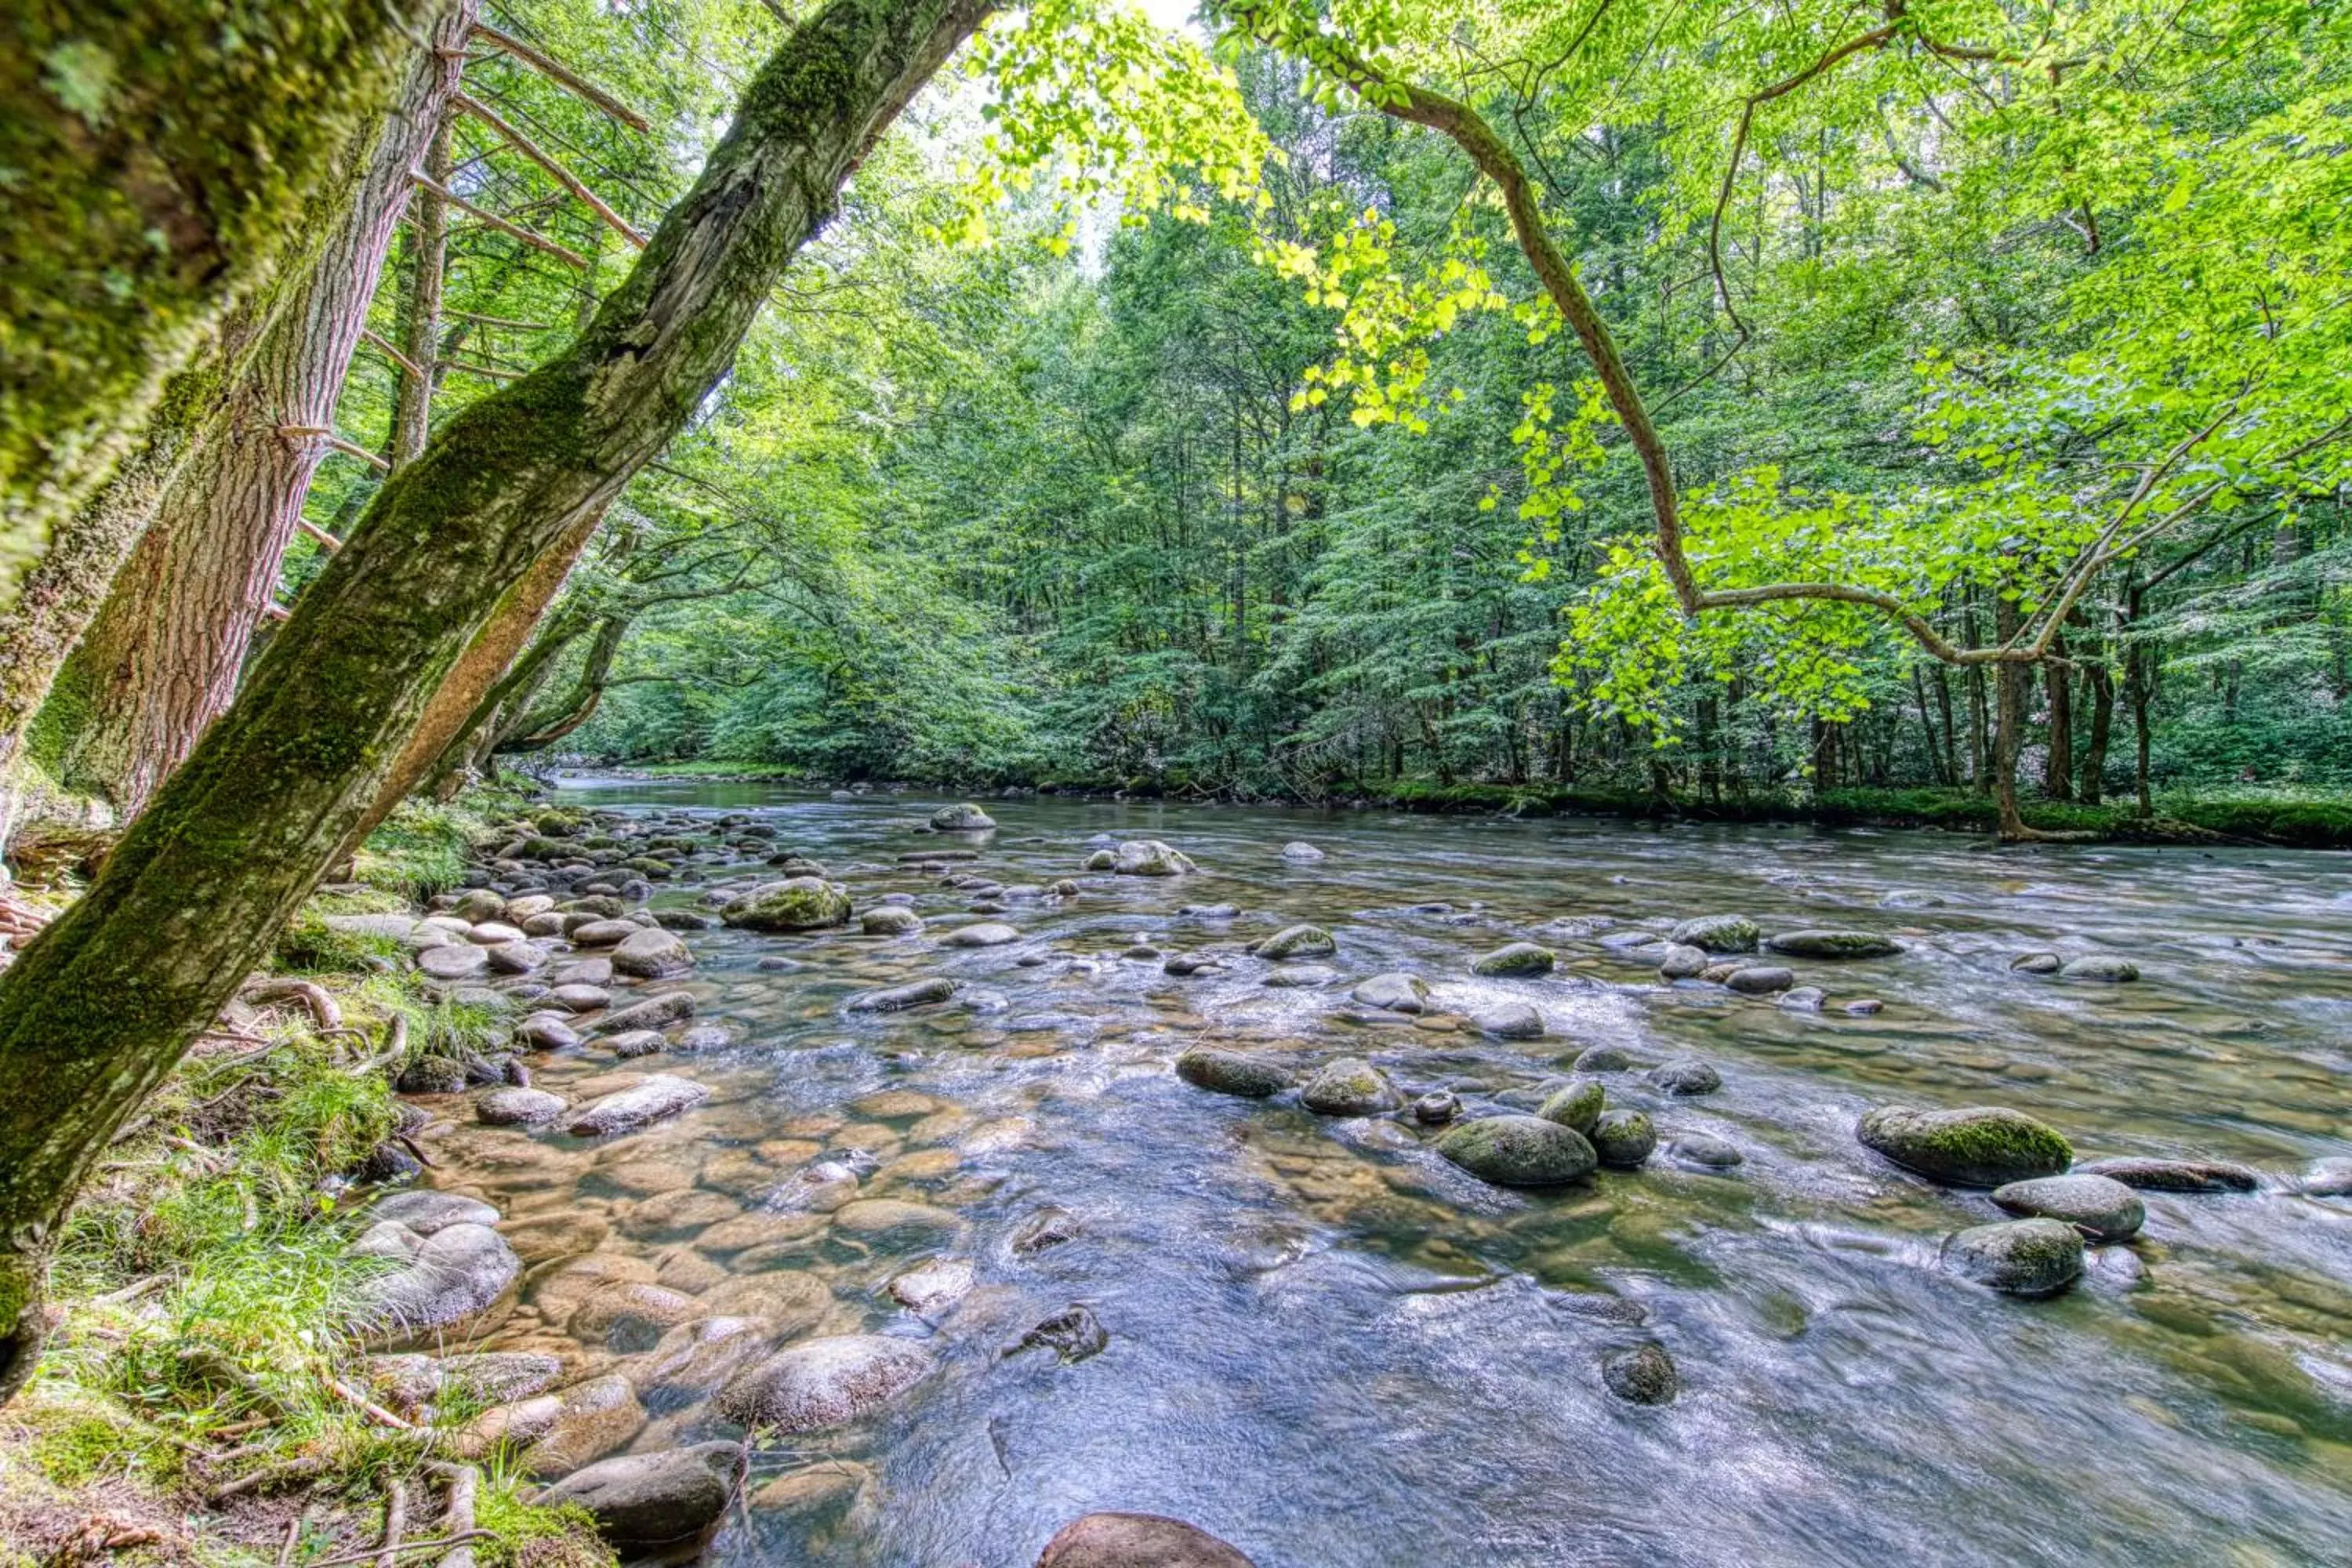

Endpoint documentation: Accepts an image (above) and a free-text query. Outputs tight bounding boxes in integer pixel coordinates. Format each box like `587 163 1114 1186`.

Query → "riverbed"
416 779 2352 1566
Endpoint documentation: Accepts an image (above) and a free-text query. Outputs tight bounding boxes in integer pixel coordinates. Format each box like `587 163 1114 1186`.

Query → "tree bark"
352 509 604 840
1994 593 2030 837
0 0 448 611
43 2 480 821
392 120 455 470
0 0 992 1402
2080 653 2114 804
2041 643 2074 800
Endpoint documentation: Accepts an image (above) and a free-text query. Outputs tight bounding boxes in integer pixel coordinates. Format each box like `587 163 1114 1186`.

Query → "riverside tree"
0 0 1272 1401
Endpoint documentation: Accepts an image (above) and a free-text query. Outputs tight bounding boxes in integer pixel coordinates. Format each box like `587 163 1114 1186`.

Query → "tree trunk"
1992 594 2031 837
1933 664 1960 787
353 510 604 838
0 0 992 1401
392 119 455 469
2041 643 2073 800
42 2 478 820
2080 655 2114 805
1 0 447 608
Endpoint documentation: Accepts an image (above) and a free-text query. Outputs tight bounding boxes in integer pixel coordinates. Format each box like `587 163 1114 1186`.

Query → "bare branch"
412 170 591 268
455 91 647 248
279 425 392 474
361 328 426 382
469 21 652 132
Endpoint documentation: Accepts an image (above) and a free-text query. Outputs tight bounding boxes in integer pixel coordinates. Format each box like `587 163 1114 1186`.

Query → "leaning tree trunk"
0 0 993 1403
0 0 448 613
352 509 606 840
45 2 480 820
391 119 455 470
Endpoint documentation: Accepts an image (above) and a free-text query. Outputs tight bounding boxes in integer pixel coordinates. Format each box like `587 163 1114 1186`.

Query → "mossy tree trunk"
44 2 481 821
0 0 449 617
0 0 993 1403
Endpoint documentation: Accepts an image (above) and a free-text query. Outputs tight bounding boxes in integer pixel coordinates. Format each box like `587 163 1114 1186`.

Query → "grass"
2 837 611 1568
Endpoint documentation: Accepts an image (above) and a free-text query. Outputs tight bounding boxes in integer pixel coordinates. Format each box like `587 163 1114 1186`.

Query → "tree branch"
469 22 652 132
412 171 590 268
453 92 647 248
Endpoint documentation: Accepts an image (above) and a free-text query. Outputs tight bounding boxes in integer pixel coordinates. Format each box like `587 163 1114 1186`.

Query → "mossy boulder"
1857 1105 2073 1187
929 803 996 831
1436 1114 1596 1186
1175 1047 1292 1098
1471 942 1555 978
1940 1218 2084 1295
1762 929 1904 959
1113 840 1196 876
720 877 851 931
1589 1109 1656 1168
1299 1057 1401 1116
1669 914 1759 953
1537 1080 1605 1134
1250 924 1335 960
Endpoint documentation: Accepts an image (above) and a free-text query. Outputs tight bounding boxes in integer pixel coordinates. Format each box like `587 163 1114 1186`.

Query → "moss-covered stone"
1174 1047 1290 1098
1471 942 1555 978
1668 914 1758 953
1537 1080 1604 1134
1940 1218 2084 1295
1436 1114 1595 1186
1588 1109 1656 1168
720 877 851 931
1250 924 1334 960
1857 1105 2073 1187
1299 1056 1400 1116
1762 929 1903 959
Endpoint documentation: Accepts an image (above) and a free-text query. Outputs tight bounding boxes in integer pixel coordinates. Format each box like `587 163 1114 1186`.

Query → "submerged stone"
2076 1156 2259 1193
1036 1513 1257 1568
537 1441 742 1549
717 1335 934 1433
1600 1342 1679 1404
1351 972 1429 1014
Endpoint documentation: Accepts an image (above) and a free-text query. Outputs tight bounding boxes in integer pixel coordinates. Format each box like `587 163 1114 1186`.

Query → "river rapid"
416 779 2352 1566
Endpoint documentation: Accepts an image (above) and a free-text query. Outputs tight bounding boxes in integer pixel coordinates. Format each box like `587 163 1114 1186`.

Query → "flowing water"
423 779 2352 1566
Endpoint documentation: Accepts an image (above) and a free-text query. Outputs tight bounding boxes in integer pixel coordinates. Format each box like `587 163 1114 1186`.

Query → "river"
423 778 2352 1566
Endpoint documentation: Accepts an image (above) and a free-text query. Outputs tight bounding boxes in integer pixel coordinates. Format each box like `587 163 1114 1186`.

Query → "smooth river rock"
717 1334 935 1433
1113 840 1196 876
1648 1057 1721 1096
720 877 851 931
1941 1218 2085 1295
1600 1342 1679 1405
477 1086 568 1127
1250 924 1335 960
1175 1047 1292 1098
1762 929 1903 959
1471 942 1555 978
352 1221 520 1334
1669 914 1758 953
568 1075 710 1137
538 1441 742 1549
1036 1513 1257 1567
1437 1115 1597 1187
2059 955 2140 982
861 906 925 936
611 927 693 978
943 922 1021 947
930 803 996 830
1857 1105 2073 1187
592 990 697 1036
1588 1109 1656 1168
1351 972 1430 1014
1300 1057 1402 1116
2075 1156 2259 1193
1991 1174 2145 1240
848 977 959 1012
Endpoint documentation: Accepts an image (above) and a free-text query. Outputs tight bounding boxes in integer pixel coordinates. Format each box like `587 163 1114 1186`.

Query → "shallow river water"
426 780 2352 1567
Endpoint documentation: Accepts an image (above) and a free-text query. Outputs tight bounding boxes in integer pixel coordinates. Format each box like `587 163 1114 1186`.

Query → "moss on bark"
0 0 993 1403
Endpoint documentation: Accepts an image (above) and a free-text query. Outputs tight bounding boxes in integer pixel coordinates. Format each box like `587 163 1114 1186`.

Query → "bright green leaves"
953 0 1274 248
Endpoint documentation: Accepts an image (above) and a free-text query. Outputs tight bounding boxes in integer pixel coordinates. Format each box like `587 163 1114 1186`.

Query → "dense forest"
1 0 2348 1563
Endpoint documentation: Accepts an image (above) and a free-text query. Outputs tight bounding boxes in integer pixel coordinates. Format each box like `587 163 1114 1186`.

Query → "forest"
1 1 2348 1565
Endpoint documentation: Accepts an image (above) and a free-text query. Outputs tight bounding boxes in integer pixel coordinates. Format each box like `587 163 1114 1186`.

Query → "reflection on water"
427 781 2352 1566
